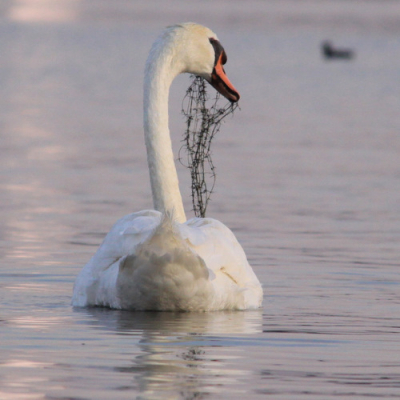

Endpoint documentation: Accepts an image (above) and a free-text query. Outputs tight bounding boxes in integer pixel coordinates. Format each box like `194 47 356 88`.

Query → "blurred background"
1 1 400 399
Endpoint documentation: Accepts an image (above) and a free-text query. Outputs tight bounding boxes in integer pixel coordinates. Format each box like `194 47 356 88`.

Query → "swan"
72 22 263 311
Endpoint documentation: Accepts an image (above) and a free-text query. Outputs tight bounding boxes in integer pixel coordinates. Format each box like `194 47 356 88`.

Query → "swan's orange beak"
209 52 240 103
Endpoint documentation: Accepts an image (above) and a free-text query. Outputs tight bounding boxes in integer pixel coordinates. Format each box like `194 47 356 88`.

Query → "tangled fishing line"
179 76 239 218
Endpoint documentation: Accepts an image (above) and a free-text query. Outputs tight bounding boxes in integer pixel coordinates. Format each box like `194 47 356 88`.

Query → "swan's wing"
89 210 162 272
72 210 162 307
179 217 261 289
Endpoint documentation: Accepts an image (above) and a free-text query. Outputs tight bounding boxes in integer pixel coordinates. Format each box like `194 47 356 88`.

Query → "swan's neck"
143 37 186 223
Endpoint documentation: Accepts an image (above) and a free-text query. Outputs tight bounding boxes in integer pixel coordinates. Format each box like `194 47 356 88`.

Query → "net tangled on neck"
180 76 239 218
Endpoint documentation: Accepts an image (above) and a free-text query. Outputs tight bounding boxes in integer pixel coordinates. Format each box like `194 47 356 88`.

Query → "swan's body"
72 23 263 311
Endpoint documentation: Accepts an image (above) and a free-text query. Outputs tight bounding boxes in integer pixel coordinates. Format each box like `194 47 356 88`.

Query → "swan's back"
117 214 215 311
72 212 262 311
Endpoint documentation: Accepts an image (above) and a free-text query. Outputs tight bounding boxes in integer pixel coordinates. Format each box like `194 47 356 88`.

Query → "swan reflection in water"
77 308 263 398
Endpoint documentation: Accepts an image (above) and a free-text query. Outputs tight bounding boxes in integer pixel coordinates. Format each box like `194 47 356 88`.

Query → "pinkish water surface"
1 1 399 399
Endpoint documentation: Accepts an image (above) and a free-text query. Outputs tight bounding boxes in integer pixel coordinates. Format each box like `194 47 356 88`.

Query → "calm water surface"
1 1 400 399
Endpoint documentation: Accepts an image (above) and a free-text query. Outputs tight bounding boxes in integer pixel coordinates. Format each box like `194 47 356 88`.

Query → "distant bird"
322 41 354 60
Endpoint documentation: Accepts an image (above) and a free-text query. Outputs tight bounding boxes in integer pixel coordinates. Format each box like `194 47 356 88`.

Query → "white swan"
72 23 263 311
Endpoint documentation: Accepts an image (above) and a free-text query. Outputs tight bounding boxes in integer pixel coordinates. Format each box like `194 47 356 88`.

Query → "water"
1 1 400 398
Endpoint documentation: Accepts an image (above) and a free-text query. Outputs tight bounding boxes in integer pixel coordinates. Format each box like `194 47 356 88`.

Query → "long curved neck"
143 35 186 223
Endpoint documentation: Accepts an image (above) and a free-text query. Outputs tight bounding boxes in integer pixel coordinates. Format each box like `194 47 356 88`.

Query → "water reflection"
83 307 263 335
77 308 262 398
6 0 78 23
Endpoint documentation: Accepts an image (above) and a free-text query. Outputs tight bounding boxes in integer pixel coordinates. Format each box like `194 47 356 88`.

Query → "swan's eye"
221 50 227 65
209 37 228 66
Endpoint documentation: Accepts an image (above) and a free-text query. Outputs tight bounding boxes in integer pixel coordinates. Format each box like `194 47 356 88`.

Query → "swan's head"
166 23 240 102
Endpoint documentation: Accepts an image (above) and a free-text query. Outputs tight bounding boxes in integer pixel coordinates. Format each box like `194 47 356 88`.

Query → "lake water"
1 1 400 399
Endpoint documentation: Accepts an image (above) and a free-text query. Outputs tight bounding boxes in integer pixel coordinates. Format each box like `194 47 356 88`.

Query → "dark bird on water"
322 41 354 60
